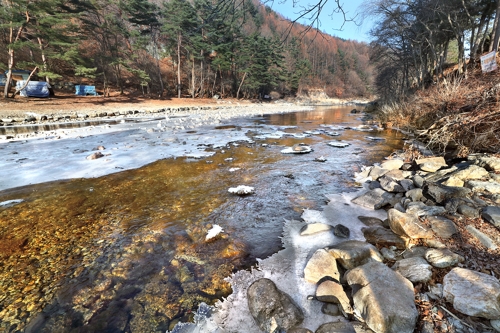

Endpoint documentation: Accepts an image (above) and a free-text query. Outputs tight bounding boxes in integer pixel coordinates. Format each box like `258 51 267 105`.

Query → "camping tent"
16 81 51 97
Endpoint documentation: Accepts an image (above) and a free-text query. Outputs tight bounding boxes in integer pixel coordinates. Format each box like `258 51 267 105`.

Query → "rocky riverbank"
172 150 500 332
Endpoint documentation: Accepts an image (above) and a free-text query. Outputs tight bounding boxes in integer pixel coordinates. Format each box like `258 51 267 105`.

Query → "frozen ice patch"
206 225 224 241
0 199 24 208
228 185 255 195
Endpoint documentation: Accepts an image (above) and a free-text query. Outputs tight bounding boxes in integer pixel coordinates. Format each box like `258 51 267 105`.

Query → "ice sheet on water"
0 199 24 208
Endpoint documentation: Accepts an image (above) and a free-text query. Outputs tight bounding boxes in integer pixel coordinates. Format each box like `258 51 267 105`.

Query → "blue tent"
16 81 51 98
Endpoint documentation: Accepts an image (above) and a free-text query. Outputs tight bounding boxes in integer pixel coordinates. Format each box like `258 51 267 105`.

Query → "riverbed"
0 105 403 332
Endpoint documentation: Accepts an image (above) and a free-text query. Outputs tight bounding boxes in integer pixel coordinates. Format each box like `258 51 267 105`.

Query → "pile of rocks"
246 153 500 333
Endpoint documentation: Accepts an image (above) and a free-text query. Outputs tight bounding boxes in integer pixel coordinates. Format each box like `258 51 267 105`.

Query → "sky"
264 0 375 43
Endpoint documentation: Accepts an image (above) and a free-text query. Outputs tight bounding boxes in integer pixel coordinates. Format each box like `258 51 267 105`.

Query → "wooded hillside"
0 0 373 99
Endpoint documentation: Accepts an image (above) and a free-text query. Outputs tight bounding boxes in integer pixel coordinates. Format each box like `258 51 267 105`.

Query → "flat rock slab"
247 278 304 332
351 188 394 210
362 225 406 249
392 257 433 283
467 181 500 194
428 216 457 239
300 223 333 236
443 267 500 319
482 206 500 229
326 240 384 270
405 202 447 217
358 216 385 227
388 209 434 239
380 159 404 170
469 154 500 172
425 248 464 268
303 249 340 284
465 225 498 250
345 262 418 333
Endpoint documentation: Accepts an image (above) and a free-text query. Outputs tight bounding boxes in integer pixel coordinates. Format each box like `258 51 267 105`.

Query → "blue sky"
264 0 374 43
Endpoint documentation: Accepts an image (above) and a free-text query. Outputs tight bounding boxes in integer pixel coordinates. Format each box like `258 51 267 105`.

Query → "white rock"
328 141 350 148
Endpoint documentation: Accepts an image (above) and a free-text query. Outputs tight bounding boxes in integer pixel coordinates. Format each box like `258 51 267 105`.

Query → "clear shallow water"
0 106 404 332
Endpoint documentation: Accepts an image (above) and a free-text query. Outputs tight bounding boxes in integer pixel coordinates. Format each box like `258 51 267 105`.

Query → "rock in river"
247 278 304 332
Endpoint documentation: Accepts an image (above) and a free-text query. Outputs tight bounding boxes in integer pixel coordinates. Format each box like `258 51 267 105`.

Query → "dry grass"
376 62 500 157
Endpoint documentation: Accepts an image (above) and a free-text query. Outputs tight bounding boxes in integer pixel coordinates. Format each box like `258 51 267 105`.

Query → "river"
0 106 403 332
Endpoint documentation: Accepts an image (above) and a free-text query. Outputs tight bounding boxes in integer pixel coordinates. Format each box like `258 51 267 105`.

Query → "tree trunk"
37 37 50 84
177 31 182 99
191 56 195 98
236 72 247 99
491 0 500 52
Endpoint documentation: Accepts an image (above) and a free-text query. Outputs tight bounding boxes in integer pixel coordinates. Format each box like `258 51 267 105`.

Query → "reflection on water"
0 106 404 332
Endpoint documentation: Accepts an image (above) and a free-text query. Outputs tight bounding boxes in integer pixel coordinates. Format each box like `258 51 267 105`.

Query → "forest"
0 0 374 99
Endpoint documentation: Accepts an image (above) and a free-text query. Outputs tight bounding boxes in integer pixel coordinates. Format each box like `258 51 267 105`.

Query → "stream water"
0 106 404 332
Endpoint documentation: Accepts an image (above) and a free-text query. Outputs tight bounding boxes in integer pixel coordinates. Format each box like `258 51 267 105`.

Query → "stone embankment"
246 153 500 333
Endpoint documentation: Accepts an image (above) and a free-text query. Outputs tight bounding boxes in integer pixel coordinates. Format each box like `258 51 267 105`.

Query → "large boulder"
424 183 471 204
345 262 418 333
443 268 500 319
387 209 433 239
247 278 304 332
304 249 340 284
326 240 384 270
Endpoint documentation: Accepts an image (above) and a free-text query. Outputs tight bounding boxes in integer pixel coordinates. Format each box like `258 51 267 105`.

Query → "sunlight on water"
0 106 404 332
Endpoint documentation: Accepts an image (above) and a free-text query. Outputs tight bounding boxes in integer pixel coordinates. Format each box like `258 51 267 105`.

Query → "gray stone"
300 223 333 236
443 267 500 319
413 175 425 188
321 303 340 316
405 202 447 216
491 319 500 332
482 206 500 229
380 247 398 260
326 240 384 270
425 239 447 249
388 209 434 239
247 278 304 332
424 183 472 204
315 322 356 333
345 262 418 333
427 216 457 239
467 181 500 194
351 189 394 210
304 249 340 284
400 179 415 191
368 180 381 190
457 204 480 218
402 246 429 259
393 202 405 213
465 225 498 250
420 321 434 333
362 226 406 249
380 159 404 170
379 176 405 193
405 188 423 202
425 248 464 268
357 216 384 227
392 257 433 283
334 224 350 238
316 280 353 315
442 176 464 187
